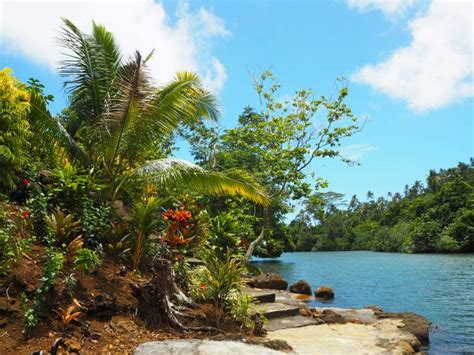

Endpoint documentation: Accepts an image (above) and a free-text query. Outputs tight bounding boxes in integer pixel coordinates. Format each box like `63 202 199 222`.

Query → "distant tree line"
289 160 474 253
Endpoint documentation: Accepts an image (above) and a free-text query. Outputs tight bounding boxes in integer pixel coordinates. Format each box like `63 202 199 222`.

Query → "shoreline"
244 272 432 354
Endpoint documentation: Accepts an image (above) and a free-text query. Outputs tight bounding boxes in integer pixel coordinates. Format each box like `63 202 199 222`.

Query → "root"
132 258 216 332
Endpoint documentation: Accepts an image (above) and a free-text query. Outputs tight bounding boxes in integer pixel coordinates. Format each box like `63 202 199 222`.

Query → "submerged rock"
314 286 334 300
247 273 288 290
289 280 312 295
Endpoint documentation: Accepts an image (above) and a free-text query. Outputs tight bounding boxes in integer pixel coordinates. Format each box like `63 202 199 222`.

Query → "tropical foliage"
0 68 31 191
183 71 360 259
0 19 270 336
290 161 474 253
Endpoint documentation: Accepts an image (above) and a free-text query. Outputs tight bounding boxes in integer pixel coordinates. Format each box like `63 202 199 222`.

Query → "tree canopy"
290 161 474 253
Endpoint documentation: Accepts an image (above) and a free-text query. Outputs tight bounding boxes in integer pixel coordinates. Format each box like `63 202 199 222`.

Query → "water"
252 251 474 353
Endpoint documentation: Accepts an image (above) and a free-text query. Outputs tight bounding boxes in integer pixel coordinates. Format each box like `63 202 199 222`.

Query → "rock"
210 335 292 352
289 280 312 295
379 312 431 345
247 273 288 290
267 319 421 354
134 340 284 354
314 286 334 300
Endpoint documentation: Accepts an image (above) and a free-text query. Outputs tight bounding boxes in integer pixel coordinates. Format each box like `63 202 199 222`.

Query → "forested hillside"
290 160 474 253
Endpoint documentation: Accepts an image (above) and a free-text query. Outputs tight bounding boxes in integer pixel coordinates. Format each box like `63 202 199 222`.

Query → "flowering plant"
160 208 195 250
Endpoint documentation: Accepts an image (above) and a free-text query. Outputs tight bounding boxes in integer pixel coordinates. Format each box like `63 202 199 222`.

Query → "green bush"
22 248 65 334
26 187 48 238
49 162 105 213
0 202 32 275
73 248 102 274
80 198 111 245
227 291 257 329
0 68 31 192
45 207 81 246
207 213 242 257
189 248 244 327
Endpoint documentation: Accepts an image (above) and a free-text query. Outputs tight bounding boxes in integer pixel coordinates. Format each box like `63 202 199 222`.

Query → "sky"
0 0 473 205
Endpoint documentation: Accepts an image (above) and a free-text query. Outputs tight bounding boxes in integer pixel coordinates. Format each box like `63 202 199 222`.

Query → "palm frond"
118 72 219 162
133 158 269 206
59 18 113 123
28 88 88 165
92 21 121 96
103 51 152 169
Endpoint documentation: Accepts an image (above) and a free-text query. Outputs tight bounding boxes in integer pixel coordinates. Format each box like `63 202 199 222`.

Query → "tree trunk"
244 207 269 262
132 258 215 332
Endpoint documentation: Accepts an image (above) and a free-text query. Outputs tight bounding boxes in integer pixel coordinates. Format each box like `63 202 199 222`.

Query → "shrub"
190 248 244 327
45 207 81 246
73 248 102 274
22 248 65 334
62 273 77 297
80 198 111 246
0 202 32 275
131 196 160 269
207 213 242 257
105 221 131 257
49 162 105 213
0 68 31 192
26 186 48 238
227 291 257 329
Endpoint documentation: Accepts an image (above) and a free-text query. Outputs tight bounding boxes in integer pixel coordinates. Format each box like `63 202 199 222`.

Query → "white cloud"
346 0 417 19
351 0 473 113
0 0 229 93
340 144 377 162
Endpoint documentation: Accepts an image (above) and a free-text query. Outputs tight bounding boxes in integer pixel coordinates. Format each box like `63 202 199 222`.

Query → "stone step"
265 315 320 331
255 302 300 319
244 288 276 303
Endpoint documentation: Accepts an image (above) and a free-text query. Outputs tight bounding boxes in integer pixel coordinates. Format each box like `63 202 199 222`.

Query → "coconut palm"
28 19 268 206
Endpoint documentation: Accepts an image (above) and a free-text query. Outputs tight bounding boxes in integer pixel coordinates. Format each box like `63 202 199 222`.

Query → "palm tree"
28 19 268 206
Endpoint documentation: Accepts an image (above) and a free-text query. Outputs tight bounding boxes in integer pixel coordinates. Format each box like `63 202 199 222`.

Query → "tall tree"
186 71 361 260
28 19 269 206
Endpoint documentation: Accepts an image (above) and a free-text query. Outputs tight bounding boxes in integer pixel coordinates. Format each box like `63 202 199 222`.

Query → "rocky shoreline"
134 272 432 354
248 272 431 353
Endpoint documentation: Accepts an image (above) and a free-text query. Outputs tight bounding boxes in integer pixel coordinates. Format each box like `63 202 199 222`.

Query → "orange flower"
21 210 29 218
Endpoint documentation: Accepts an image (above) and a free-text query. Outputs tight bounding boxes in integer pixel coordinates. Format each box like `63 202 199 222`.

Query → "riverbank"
247 282 431 353
132 285 431 354
253 251 474 352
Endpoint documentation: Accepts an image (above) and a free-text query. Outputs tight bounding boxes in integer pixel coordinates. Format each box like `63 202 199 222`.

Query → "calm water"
253 251 474 353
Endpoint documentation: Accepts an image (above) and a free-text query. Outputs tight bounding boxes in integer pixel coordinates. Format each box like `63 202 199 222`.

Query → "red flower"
22 178 30 187
21 210 29 219
199 283 207 290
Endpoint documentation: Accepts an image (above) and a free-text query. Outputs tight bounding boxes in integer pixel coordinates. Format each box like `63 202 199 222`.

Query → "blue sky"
1 0 472 204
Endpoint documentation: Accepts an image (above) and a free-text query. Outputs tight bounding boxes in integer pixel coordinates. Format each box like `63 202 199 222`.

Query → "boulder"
289 280 312 295
247 273 288 290
314 286 334 300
